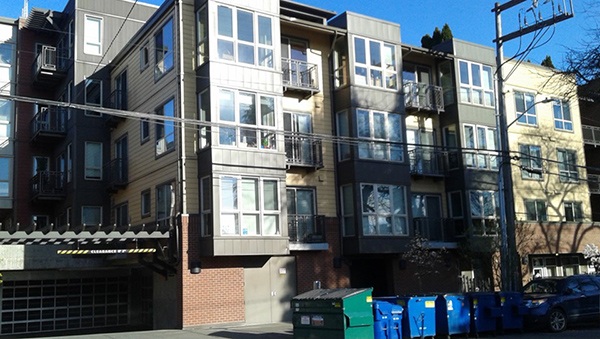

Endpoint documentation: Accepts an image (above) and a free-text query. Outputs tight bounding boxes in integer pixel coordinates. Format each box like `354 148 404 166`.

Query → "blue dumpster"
397 296 436 338
468 292 501 336
496 292 526 332
372 300 402 339
435 294 470 337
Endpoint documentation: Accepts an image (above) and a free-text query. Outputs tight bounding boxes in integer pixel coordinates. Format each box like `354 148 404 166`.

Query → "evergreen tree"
541 55 555 68
420 24 453 49
421 34 433 49
441 23 453 41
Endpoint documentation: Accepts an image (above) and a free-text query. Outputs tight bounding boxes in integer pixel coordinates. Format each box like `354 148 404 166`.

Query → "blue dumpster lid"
293 288 372 300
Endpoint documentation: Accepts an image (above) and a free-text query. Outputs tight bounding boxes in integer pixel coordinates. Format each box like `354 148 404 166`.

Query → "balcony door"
286 187 316 242
412 194 442 240
403 63 432 106
407 129 435 173
282 37 308 86
284 112 313 165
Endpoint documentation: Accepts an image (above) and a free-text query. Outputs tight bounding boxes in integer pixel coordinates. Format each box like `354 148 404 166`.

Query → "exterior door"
244 256 296 324
284 113 313 165
287 188 316 242
412 194 442 240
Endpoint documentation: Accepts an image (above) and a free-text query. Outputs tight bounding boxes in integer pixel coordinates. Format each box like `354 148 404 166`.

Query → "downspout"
176 0 187 216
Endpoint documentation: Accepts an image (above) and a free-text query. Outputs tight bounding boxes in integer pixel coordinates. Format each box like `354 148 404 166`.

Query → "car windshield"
523 279 560 294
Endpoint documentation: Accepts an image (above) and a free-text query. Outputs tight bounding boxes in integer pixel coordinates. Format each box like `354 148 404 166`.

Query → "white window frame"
356 108 403 162
219 176 280 236
84 141 102 180
553 99 573 131
557 149 578 183
458 60 494 107
469 190 499 236
353 36 397 90
83 15 103 56
360 183 408 236
462 124 498 170
515 91 538 126
564 201 583 222
156 99 175 156
216 5 274 68
217 89 276 150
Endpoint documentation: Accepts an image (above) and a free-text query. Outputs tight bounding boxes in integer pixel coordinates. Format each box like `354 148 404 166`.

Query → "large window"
557 149 578 183
564 201 583 222
463 124 498 170
0 157 9 197
114 70 127 110
470 191 499 235
198 90 210 149
458 60 494 107
84 15 102 55
196 6 208 66
200 176 212 237
157 183 173 227
357 109 402 161
155 18 174 78
360 184 407 236
336 110 351 160
82 206 102 226
341 185 355 236
0 100 12 142
353 37 397 89
217 89 276 149
84 142 102 180
220 176 279 236
216 5 273 67
553 99 573 131
287 187 317 242
519 144 542 180
524 199 547 221
141 189 151 217
156 99 175 156
515 91 537 126
114 203 128 227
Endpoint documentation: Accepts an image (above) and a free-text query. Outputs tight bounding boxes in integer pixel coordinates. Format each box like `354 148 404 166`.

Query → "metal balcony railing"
285 134 323 168
32 45 68 84
447 150 500 171
403 81 444 113
282 58 319 92
31 170 65 199
582 125 600 146
413 217 457 242
105 158 128 190
288 215 326 243
408 146 447 176
589 174 600 194
31 106 67 141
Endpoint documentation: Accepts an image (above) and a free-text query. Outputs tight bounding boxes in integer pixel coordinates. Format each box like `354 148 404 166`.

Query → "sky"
2 0 596 69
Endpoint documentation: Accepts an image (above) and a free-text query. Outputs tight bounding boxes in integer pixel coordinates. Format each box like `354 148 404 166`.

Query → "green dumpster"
291 288 374 339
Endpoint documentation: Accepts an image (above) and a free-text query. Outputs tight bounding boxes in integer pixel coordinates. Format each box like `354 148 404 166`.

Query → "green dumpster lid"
293 288 373 300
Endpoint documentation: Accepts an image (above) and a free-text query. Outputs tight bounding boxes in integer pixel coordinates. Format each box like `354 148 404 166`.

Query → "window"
85 78 102 116
439 61 454 105
361 184 407 236
140 119 150 143
217 89 276 150
156 183 173 228
515 91 537 126
156 99 175 156
68 20 74 58
140 42 149 71
336 110 351 160
82 206 102 226
524 199 547 221
84 142 102 180
0 157 9 197
84 15 102 55
553 99 573 131
141 190 151 217
357 109 402 161
449 191 463 218
0 100 12 142
287 187 317 242
333 39 348 88
114 203 128 227
196 6 208 66
33 156 49 174
220 176 280 236
557 149 578 182
155 18 174 78
114 70 127 110
198 90 210 149
463 124 498 170
519 144 542 180
564 201 583 222
458 60 494 107
284 112 316 165
341 185 355 236
216 5 273 67
470 191 499 235
32 215 49 228
353 37 397 89
200 176 212 236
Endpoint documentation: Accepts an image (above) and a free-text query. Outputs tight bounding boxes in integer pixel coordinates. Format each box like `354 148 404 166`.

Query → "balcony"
288 215 326 243
447 150 499 171
408 146 447 177
589 174 600 194
403 81 444 113
105 158 128 192
31 170 65 201
285 134 323 169
583 125 600 146
413 217 457 244
32 45 69 86
31 107 67 143
105 89 127 127
282 58 319 96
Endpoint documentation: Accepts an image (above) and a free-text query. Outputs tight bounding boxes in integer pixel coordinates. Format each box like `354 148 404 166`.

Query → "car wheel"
548 308 567 332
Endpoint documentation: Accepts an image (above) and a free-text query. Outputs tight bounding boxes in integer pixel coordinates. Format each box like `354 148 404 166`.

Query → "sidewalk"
46 323 294 339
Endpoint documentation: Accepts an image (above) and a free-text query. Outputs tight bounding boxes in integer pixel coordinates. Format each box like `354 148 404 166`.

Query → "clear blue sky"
2 0 595 69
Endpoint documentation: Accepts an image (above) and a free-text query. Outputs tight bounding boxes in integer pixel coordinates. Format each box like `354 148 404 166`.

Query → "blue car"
522 274 600 332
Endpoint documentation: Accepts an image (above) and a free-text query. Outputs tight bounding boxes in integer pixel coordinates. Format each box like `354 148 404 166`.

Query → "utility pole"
492 0 574 291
